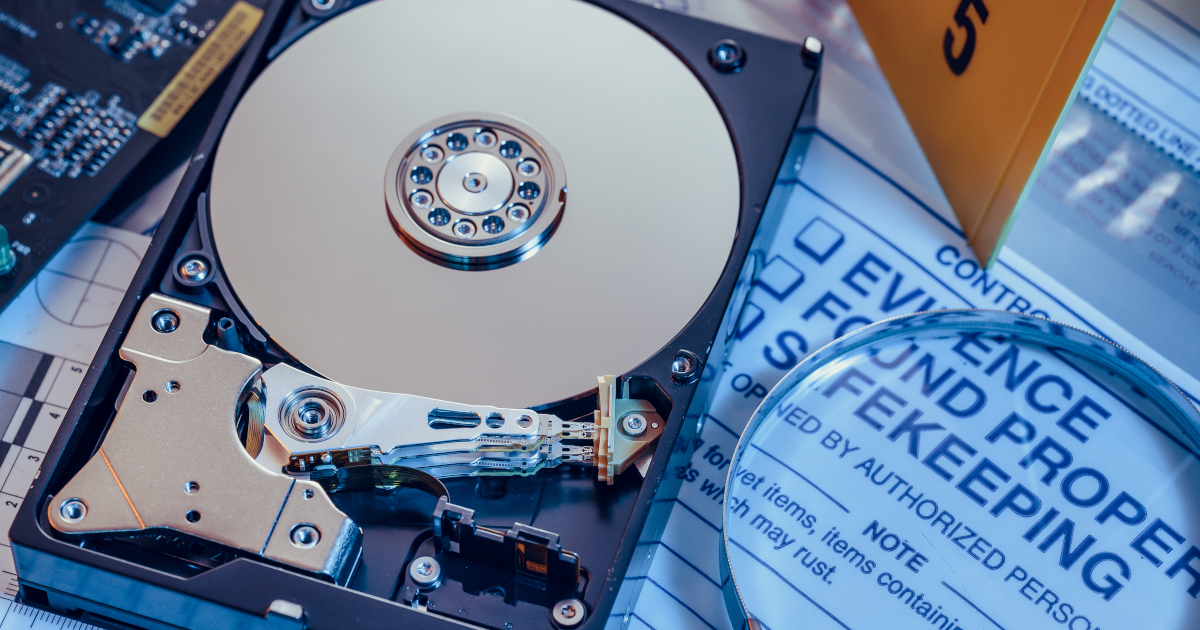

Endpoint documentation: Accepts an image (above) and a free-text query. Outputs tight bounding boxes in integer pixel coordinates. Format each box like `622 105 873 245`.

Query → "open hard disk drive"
10 0 819 628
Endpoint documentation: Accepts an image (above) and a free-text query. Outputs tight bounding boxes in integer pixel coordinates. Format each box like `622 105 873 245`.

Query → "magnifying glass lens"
722 311 1200 630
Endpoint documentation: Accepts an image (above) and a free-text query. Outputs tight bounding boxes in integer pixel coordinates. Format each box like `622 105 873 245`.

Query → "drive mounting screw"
671 349 701 384
672 356 691 375
290 524 320 549
179 257 208 282
410 556 442 588
475 129 498 147
708 39 746 73
552 598 586 627
517 159 540 177
421 145 444 163
621 413 647 437
507 203 530 223
802 36 824 66
152 309 180 333
60 499 87 523
453 220 477 238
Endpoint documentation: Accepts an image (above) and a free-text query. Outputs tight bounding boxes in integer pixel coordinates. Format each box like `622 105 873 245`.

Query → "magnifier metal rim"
719 308 1200 629
384 112 567 269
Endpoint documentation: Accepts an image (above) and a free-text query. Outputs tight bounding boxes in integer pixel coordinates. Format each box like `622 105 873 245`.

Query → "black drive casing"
9 1 820 628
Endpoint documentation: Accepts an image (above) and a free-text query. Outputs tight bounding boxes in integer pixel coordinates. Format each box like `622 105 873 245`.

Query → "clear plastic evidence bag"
721 310 1200 630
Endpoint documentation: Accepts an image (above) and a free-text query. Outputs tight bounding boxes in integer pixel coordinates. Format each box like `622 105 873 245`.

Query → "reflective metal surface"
209 0 739 408
49 294 361 584
720 310 1200 630
438 152 511 212
263 363 594 477
384 114 565 268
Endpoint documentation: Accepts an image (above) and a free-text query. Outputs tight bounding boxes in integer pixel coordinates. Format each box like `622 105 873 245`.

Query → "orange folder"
844 0 1123 265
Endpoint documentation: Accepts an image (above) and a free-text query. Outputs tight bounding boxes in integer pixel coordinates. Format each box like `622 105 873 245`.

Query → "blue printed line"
1117 13 1200 72
992 260 1112 343
1139 0 1200 43
810 130 965 238
704 413 741 439
748 443 850 513
1048 347 1200 459
659 541 722 589
1087 66 1200 143
644 576 721 630
727 537 855 630
941 582 1007 630
806 132 1115 335
806 129 1190 387
1104 38 1200 108
1050 347 1166 424
675 498 723 533
609 611 660 630
804 128 1200 422
791 179 979 310
628 85 1200 630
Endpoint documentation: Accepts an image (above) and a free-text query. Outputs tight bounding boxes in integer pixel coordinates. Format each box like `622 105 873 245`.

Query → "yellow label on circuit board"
137 1 263 137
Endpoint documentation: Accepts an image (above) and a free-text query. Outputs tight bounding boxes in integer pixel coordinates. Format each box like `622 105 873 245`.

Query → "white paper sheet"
613 1 1200 628
0 223 147 630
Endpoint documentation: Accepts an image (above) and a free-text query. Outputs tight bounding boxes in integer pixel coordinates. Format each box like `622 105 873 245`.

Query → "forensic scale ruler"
0 222 152 630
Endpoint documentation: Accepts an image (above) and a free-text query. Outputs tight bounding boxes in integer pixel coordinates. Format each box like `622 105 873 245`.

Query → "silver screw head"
802 36 824 60
60 498 87 523
462 172 488 193
410 189 434 209
708 39 746 73
671 356 692 375
453 220 477 238
671 350 702 383
290 524 320 549
552 598 586 627
421 144 444 163
507 203 530 223
409 556 442 587
179 257 208 281
152 309 179 333
474 129 498 147
621 413 647 436
517 159 540 177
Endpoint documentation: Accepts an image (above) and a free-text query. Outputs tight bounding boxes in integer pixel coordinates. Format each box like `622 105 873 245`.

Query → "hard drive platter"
10 1 821 628
209 0 741 407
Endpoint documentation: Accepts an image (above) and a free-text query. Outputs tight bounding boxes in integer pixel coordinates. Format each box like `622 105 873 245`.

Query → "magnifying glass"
721 310 1200 630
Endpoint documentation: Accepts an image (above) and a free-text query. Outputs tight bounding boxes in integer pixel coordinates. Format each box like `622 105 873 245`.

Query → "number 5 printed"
944 0 989 75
